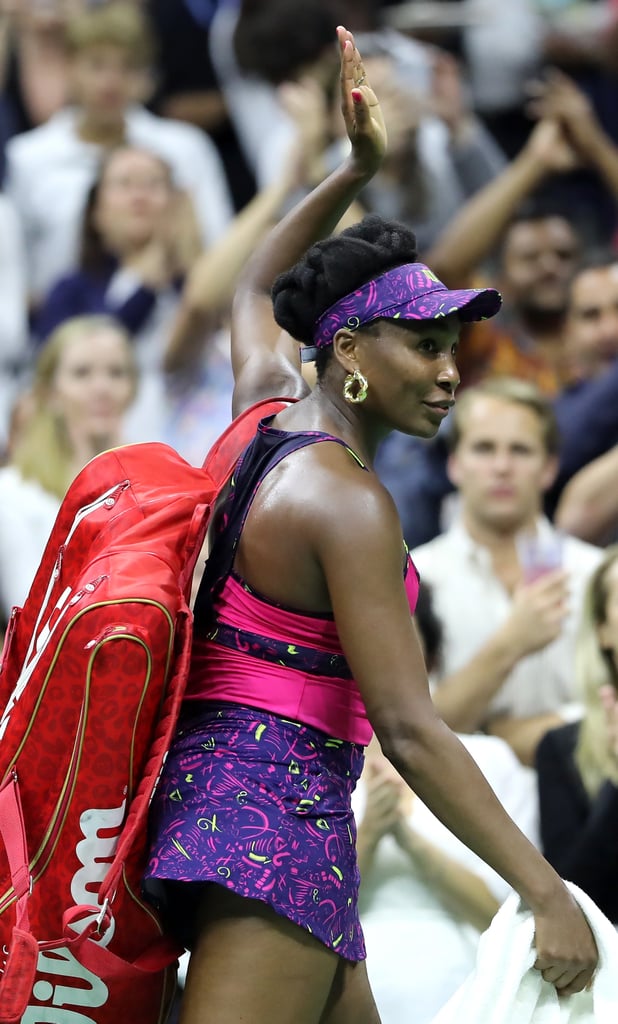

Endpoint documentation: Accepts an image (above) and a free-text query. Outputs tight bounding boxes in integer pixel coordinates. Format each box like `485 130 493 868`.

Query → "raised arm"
528 69 618 202
426 118 578 287
163 163 302 376
555 444 618 544
231 26 386 414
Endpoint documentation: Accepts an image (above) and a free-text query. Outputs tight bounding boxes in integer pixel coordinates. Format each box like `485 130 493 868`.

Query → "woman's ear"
332 328 362 373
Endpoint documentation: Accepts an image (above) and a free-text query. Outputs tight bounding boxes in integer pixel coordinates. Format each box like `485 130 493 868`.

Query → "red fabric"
0 398 292 1024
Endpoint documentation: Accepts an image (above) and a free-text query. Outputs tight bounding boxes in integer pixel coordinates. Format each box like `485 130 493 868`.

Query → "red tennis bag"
0 398 291 1024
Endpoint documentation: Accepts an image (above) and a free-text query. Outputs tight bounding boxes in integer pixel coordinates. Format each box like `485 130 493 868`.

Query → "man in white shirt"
412 377 602 765
5 2 233 303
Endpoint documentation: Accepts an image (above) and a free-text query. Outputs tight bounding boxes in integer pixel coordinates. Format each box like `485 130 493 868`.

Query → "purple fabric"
312 262 502 349
145 702 367 960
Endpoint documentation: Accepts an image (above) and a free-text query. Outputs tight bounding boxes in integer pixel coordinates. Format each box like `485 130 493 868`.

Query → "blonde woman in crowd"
0 314 136 622
536 545 618 924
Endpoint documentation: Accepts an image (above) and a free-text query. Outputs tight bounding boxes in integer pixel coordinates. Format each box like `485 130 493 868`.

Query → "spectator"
0 0 81 138
428 69 618 392
544 256 618 516
427 127 582 395
33 144 202 445
561 252 618 381
354 582 540 1024
536 544 618 924
162 75 346 381
32 87 324 458
412 377 603 765
0 314 136 621
4 1 233 304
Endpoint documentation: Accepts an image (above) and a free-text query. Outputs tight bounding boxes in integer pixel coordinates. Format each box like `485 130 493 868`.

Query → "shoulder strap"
200 396 297 479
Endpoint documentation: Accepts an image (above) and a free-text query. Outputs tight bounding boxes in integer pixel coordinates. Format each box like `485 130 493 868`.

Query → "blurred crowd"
1 1 618 1021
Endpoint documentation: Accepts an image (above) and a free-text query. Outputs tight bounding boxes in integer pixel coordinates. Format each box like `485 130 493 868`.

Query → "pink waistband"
186 573 372 745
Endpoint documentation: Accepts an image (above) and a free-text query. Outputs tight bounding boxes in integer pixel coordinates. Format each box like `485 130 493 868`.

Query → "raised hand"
337 24 387 176
503 569 570 657
527 69 600 162
524 117 580 175
360 759 406 843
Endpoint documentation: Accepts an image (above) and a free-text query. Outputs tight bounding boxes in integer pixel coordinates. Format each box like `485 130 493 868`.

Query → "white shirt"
5 106 234 300
354 733 539 1024
412 518 603 719
0 466 60 618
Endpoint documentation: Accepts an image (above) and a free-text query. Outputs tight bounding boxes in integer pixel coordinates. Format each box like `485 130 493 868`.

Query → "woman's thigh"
320 958 382 1024
179 883 371 1024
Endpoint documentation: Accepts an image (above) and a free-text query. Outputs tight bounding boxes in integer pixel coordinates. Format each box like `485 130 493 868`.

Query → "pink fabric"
187 560 419 746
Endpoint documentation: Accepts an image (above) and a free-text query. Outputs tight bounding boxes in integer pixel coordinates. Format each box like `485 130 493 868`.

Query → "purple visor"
304 262 501 361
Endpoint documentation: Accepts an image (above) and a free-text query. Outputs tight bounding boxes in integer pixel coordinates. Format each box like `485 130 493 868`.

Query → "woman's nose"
437 356 460 391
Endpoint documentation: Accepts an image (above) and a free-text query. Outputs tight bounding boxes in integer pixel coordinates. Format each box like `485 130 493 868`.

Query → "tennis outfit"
145 418 419 959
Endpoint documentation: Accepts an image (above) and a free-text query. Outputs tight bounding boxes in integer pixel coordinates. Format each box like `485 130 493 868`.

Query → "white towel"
430 883 618 1023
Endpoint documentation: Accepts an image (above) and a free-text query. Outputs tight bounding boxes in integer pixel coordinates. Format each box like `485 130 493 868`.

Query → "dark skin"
179 28 597 1024
236 318 459 613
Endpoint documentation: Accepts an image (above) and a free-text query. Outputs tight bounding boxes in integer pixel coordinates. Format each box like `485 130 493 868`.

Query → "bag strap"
0 770 32 934
200 396 295 481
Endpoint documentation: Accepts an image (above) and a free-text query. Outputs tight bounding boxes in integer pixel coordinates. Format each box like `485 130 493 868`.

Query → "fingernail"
352 90 362 103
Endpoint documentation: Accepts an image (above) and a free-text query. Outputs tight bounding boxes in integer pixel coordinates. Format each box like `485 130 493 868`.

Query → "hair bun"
272 215 418 347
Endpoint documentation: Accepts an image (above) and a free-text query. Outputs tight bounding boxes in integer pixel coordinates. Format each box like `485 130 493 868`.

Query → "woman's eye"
418 339 437 353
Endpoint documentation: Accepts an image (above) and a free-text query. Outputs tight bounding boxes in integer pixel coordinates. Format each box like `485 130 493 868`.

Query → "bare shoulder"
292 441 404 562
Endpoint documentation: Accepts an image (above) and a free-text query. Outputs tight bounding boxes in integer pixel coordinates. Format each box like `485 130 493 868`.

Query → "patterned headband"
304 263 501 360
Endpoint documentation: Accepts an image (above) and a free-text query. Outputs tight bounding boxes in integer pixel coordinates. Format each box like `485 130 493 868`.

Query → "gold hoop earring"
343 368 369 404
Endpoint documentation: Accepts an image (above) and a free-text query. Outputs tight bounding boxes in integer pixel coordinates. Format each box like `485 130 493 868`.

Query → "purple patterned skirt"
144 701 367 961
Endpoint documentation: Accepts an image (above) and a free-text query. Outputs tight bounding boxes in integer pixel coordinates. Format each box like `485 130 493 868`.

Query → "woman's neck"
287 386 389 468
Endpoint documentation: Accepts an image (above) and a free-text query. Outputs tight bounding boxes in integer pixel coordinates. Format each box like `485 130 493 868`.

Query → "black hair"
510 192 576 228
234 0 340 85
272 214 418 375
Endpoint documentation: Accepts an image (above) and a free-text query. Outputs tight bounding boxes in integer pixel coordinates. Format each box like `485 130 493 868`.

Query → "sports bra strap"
192 418 368 630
